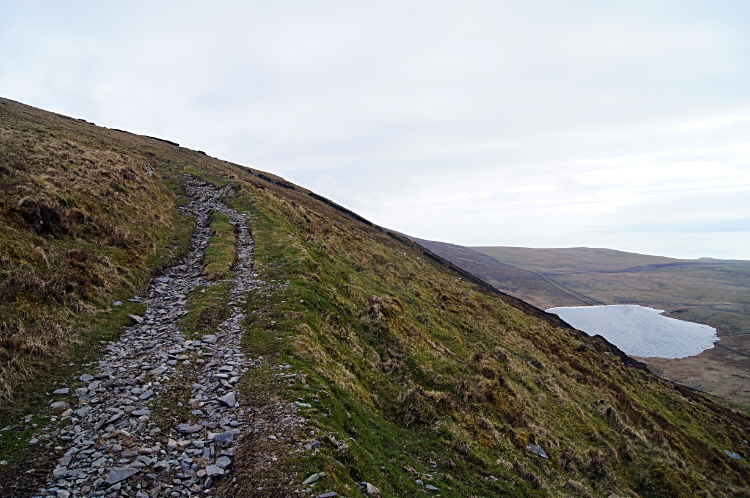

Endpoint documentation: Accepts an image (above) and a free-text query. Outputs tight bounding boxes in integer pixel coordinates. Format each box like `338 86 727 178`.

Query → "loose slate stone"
128 314 144 324
108 412 124 423
104 467 139 485
79 374 94 382
219 392 236 407
725 450 741 460
317 493 338 498
152 366 168 376
50 401 70 411
365 482 380 495
302 473 320 485
215 456 232 469
210 432 235 445
425 484 439 492
53 388 70 395
526 443 548 459
178 424 202 434
205 465 224 478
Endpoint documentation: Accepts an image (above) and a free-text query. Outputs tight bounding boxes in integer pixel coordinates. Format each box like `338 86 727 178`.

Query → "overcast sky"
2 1 749 259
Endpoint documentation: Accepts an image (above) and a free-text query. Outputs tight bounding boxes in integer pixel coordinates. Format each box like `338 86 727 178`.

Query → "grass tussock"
203 210 236 280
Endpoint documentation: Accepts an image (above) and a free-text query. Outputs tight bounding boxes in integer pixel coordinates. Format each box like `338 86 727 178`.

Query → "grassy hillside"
464 246 750 407
1 98 750 497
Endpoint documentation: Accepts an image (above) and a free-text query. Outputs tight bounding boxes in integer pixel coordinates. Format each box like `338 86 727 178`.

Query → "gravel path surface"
36 177 266 498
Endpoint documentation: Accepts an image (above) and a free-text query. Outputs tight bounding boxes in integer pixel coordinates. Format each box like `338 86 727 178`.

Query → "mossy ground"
203 211 237 281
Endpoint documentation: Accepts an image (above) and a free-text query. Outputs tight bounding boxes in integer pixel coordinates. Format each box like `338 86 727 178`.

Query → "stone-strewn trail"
36 177 268 498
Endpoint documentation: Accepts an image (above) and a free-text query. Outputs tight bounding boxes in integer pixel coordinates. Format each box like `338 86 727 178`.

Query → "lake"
545 304 719 359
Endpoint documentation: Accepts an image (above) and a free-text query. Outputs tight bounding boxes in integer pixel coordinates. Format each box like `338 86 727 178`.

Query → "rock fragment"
302 473 320 485
178 423 202 434
365 482 380 494
206 465 224 478
104 467 139 485
219 391 236 407
526 443 548 458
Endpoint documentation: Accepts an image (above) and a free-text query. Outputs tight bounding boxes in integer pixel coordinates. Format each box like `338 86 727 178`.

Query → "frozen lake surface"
546 305 719 359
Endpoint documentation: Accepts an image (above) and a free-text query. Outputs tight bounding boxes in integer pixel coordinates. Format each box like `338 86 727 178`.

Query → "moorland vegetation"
0 98 749 497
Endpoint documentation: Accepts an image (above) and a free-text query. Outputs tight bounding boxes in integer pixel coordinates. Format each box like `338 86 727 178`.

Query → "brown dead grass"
0 99 185 401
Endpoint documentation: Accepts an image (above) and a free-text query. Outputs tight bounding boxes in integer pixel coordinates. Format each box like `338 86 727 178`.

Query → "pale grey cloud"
1 1 749 258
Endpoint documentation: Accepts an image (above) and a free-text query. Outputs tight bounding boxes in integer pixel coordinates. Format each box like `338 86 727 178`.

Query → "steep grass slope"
1 98 749 497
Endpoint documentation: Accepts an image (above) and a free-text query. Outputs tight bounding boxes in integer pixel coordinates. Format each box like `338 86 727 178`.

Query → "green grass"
178 282 232 340
203 211 236 280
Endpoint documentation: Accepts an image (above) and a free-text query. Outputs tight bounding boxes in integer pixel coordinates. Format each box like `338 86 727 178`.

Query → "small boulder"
209 432 234 445
50 401 70 411
104 467 139 485
177 423 202 434
725 450 741 460
302 473 320 485
205 465 224 478
218 391 236 407
365 482 380 495
526 443 548 459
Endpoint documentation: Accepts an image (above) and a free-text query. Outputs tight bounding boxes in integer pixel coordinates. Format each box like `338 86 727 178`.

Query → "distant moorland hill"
412 239 750 407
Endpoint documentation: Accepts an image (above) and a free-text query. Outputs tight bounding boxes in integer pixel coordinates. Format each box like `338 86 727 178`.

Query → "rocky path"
36 177 265 498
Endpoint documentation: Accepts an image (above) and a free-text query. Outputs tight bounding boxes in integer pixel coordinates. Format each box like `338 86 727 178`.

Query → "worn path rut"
36 177 272 498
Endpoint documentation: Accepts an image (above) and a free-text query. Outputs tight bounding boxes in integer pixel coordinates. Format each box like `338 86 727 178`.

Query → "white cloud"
1 0 749 258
